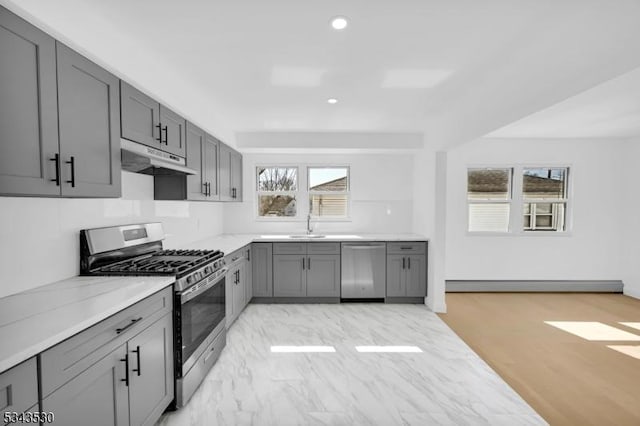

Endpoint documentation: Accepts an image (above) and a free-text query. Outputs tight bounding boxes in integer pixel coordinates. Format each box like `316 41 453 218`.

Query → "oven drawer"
386 242 426 255
40 286 173 398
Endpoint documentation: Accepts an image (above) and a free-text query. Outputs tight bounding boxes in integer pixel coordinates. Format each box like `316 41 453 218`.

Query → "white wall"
445 137 624 281
0 172 223 298
620 138 640 299
224 153 414 234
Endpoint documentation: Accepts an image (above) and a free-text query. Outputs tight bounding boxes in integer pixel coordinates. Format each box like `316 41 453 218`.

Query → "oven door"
178 271 225 372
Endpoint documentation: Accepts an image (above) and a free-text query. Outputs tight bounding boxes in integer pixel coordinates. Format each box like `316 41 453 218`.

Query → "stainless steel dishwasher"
341 242 386 300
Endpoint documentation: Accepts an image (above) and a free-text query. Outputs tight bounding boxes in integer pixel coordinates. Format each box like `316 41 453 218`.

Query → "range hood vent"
120 139 197 176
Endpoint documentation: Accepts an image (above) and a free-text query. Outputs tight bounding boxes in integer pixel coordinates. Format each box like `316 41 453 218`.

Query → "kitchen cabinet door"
0 7 60 196
185 122 207 200
252 243 273 297
203 133 220 200
306 255 340 297
0 358 38 425
405 255 427 297
218 143 232 201
225 265 238 326
233 264 245 321
42 344 130 426
244 247 253 304
120 81 160 148
159 105 186 157
127 313 174 426
56 42 121 198
273 255 307 297
230 150 243 201
386 255 406 297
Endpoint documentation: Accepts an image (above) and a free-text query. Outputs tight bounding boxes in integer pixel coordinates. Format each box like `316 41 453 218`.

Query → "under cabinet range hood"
120 139 197 175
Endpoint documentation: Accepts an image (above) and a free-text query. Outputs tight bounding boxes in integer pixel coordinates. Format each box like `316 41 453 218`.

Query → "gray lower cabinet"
273 255 307 297
386 243 427 298
226 246 252 327
272 243 341 298
127 313 174 426
252 243 273 297
244 245 253 304
0 7 59 197
0 6 120 198
0 358 38 426
41 344 130 426
306 255 341 297
40 287 174 426
56 42 121 197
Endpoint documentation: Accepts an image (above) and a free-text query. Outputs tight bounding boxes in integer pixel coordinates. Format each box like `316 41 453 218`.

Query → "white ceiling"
4 0 640 149
486 66 640 139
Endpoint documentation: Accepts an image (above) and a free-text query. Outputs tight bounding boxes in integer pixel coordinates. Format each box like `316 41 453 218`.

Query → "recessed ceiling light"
327 98 338 104
330 16 348 30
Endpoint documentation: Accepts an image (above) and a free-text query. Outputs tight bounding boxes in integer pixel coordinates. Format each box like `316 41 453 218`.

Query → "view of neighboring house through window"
467 168 512 232
308 167 349 217
522 168 568 232
257 167 298 217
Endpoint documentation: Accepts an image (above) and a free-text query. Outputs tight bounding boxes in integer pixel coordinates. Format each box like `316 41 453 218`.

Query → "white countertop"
0 275 174 374
184 233 428 255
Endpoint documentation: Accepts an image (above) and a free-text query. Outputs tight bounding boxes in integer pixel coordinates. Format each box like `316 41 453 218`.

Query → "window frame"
255 165 300 220
466 164 572 236
307 166 351 220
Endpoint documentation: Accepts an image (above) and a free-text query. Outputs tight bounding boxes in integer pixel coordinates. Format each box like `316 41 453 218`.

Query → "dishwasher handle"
343 244 386 250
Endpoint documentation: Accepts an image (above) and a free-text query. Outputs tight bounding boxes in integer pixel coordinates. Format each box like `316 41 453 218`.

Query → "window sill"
255 216 352 223
466 231 573 237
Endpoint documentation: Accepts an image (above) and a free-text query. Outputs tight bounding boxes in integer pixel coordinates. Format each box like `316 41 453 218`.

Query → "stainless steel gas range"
80 222 226 408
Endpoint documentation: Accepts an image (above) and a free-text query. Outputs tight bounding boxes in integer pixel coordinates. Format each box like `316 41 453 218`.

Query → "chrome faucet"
306 213 313 235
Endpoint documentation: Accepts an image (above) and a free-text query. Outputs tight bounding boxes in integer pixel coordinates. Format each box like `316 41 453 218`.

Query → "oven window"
181 276 225 363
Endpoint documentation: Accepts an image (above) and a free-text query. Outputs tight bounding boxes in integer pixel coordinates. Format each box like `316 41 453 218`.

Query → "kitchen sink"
289 234 326 239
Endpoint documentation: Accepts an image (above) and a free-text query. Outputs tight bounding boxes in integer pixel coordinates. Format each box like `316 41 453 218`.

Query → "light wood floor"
438 293 640 426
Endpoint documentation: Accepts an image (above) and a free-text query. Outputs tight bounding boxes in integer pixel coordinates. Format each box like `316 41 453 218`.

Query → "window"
467 168 512 232
308 167 349 217
467 166 570 233
522 168 568 232
256 167 298 217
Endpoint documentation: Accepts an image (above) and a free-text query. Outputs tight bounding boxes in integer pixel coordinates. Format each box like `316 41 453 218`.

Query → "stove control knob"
186 276 193 285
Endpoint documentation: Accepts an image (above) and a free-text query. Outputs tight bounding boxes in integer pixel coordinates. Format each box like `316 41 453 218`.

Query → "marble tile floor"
156 304 546 426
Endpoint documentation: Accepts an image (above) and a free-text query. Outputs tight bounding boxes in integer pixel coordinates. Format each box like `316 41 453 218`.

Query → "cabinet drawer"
273 242 306 255
306 242 340 255
386 242 426 255
0 358 37 417
40 286 173 398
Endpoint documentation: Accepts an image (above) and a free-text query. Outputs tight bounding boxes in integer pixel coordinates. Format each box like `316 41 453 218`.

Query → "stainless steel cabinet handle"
402 257 406 269
155 123 162 143
407 257 411 269
162 125 168 144
307 257 311 269
302 257 305 270
400 246 412 250
132 345 141 376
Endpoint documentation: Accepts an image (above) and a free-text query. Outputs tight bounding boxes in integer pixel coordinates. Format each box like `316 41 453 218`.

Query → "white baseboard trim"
446 280 623 293
623 286 640 300
425 296 447 313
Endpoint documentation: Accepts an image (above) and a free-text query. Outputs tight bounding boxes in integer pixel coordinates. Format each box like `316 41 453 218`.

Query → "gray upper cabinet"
185 122 207 201
127 313 174 426
0 7 59 197
273 255 307 297
231 150 243 201
120 81 160 148
121 82 186 158
159 105 186 157
203 133 220 200
56 42 121 198
42 344 130 426
252 243 273 297
219 143 242 202
1 6 120 198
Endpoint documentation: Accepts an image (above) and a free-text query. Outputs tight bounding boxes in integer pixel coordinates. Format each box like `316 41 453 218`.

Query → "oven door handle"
180 268 227 304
